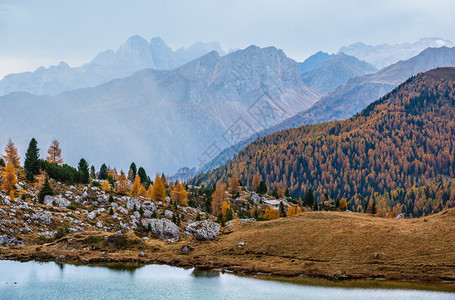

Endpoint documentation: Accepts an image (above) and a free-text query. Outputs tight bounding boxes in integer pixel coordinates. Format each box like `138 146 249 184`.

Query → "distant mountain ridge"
0 45 318 175
301 53 377 95
298 51 334 73
201 46 455 172
339 37 454 69
0 36 226 96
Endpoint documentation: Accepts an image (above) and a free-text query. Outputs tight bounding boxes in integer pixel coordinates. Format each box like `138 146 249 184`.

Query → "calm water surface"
0 260 454 299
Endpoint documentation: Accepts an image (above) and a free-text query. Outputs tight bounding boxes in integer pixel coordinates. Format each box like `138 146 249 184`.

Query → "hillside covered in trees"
191 68 455 218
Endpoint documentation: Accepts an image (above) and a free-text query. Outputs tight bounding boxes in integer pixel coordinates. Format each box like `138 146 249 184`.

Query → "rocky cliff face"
0 36 225 96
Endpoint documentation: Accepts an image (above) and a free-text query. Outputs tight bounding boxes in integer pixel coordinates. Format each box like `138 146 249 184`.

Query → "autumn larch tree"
116 171 129 194
2 138 20 167
24 138 40 181
2 163 17 195
251 171 261 192
46 139 63 165
131 174 142 196
171 181 188 206
228 173 241 194
102 180 110 192
211 182 227 215
151 174 166 202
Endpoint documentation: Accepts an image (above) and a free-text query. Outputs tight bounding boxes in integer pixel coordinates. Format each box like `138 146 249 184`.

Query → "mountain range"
190 67 455 217
339 37 454 69
0 45 318 174
199 46 455 173
0 36 226 96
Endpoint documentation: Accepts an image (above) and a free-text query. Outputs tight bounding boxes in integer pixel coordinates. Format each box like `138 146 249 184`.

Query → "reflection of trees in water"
191 268 220 278
61 262 143 275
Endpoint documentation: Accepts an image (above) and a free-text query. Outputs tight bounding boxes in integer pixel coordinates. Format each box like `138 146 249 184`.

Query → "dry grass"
3 209 455 282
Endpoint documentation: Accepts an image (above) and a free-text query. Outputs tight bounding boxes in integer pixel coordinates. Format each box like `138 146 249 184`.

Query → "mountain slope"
339 37 454 69
301 53 377 95
0 36 225 96
273 46 455 130
191 67 455 217
0 46 319 175
200 46 455 171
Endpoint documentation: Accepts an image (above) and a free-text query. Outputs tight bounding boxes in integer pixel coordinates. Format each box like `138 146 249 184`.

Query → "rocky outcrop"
185 220 220 240
43 195 71 208
0 235 21 245
31 212 52 225
142 218 179 241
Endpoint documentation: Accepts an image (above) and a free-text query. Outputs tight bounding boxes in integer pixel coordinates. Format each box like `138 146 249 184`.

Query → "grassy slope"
3 209 455 282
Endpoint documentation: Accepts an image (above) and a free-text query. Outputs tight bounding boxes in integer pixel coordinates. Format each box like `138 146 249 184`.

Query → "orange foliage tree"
2 139 20 167
151 175 166 202
1 163 17 194
46 139 63 164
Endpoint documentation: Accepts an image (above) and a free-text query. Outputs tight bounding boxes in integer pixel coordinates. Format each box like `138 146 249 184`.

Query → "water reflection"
191 268 221 278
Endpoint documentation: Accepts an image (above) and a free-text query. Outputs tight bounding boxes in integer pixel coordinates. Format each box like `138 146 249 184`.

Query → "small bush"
92 181 101 187
67 202 77 210
54 227 70 239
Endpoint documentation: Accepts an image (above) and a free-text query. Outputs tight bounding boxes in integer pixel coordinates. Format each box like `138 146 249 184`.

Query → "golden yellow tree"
339 198 348 210
131 174 142 196
146 184 153 199
107 169 115 181
138 185 147 197
2 139 20 167
171 181 188 206
151 175 166 202
46 139 63 164
252 171 261 192
116 171 129 194
264 207 279 220
228 173 240 194
102 180 110 192
212 182 227 215
2 163 17 194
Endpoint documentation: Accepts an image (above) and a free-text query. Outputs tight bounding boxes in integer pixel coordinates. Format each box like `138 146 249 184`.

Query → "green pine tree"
24 138 40 178
38 176 54 203
78 158 90 184
279 201 287 217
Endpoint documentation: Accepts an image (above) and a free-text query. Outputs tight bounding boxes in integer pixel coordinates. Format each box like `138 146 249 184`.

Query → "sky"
0 0 454 79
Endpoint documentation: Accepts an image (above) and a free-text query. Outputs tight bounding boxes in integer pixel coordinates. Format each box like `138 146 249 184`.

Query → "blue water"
0 260 453 299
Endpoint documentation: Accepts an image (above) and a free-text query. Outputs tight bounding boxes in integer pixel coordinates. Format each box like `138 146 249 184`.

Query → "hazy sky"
1 0 454 78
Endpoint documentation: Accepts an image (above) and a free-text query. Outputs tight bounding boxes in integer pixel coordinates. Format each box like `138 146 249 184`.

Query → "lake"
0 260 454 299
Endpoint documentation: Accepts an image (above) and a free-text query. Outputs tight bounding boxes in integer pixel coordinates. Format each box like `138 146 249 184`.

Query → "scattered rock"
185 220 220 240
96 221 103 228
181 245 193 252
142 218 180 241
396 213 405 219
237 242 245 248
139 251 146 257
0 235 20 245
239 218 256 223
31 212 52 225
118 207 129 215
165 210 173 217
225 221 232 227
126 198 141 210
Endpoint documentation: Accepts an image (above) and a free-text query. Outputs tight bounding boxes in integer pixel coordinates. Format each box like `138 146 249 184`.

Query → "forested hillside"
191 68 455 217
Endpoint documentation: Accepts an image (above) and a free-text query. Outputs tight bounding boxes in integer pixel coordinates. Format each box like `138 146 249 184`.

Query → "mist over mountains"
0 36 225 96
339 37 454 69
0 45 317 175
